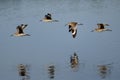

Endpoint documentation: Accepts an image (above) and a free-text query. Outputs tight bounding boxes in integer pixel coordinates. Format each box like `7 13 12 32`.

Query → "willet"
11 24 30 37
91 23 112 32
40 13 58 22
66 22 83 38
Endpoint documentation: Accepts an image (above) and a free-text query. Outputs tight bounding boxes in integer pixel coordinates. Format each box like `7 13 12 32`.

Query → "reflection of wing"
19 70 26 76
48 65 55 79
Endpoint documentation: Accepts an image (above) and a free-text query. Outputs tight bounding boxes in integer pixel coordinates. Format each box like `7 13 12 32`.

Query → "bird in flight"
11 24 30 37
91 23 112 32
65 22 83 38
40 13 58 22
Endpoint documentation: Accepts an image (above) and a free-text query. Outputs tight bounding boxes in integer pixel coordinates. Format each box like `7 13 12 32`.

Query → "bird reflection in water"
97 63 113 79
70 52 79 71
48 65 55 79
18 64 30 80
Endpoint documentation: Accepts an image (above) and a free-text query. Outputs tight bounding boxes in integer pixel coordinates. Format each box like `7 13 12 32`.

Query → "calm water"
0 0 120 80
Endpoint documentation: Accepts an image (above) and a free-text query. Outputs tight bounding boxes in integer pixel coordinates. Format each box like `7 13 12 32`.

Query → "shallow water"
0 0 120 80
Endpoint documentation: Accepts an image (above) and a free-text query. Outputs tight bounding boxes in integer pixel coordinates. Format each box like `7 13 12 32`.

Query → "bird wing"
72 29 77 38
22 24 27 30
69 25 72 29
98 24 104 29
70 22 77 27
45 14 52 20
17 26 24 34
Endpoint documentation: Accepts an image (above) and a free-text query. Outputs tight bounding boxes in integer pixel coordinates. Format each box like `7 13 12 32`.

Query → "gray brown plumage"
66 22 83 38
40 13 58 22
92 23 112 32
11 24 30 37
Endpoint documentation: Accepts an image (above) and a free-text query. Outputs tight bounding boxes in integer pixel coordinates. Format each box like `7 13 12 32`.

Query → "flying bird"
66 22 83 38
11 24 30 37
91 23 112 32
40 13 58 22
